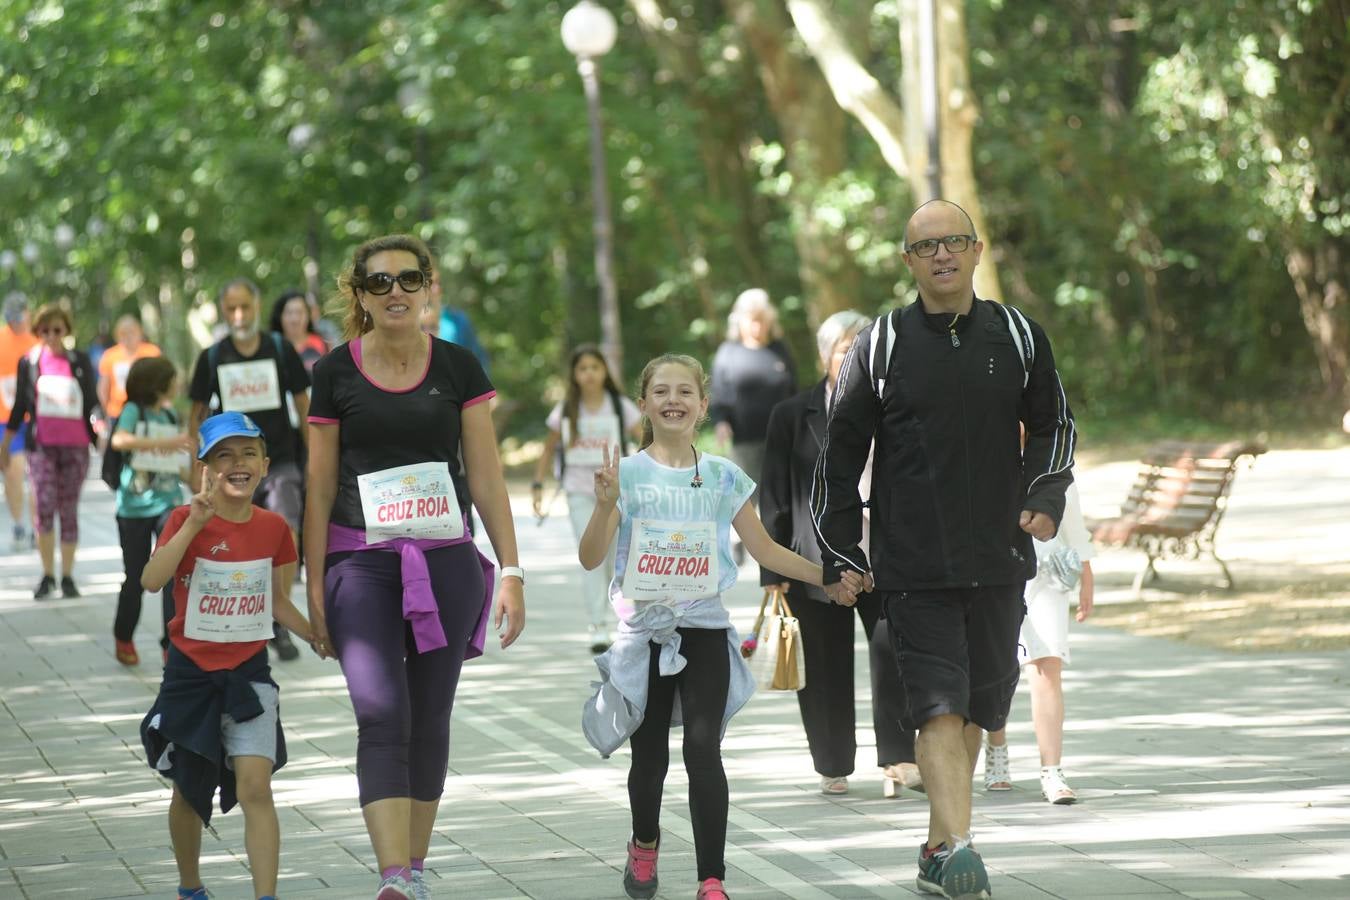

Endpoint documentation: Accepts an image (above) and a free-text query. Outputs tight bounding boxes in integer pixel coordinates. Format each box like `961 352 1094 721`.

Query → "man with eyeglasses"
812 200 1076 899
188 278 311 661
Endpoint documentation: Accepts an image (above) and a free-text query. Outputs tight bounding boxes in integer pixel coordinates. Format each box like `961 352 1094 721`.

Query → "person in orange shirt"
0 293 38 551
97 315 161 420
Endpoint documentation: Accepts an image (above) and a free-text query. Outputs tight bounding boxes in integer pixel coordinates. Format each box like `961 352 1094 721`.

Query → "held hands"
1019 509 1056 541
495 575 525 649
824 570 873 607
593 443 619 506
307 579 335 660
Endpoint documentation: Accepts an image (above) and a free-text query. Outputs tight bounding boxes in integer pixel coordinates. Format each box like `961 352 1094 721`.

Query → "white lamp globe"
561 1 617 59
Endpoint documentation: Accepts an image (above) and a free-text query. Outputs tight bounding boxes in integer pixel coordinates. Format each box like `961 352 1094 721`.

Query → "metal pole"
577 56 623 383
920 0 941 201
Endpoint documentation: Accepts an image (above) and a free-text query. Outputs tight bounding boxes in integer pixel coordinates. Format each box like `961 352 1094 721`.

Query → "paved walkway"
1 450 1348 899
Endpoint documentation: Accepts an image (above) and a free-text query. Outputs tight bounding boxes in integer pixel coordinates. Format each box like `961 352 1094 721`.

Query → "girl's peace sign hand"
594 442 620 506
187 467 218 528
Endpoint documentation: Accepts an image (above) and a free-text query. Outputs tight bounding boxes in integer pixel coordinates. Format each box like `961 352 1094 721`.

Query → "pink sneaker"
697 876 729 898
623 837 659 899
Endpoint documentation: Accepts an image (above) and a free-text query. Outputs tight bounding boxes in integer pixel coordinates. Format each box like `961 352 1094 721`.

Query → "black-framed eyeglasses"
361 269 426 295
905 234 976 258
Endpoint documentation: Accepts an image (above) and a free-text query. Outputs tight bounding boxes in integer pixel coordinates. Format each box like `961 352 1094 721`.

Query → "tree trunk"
790 0 1002 301
1286 243 1350 403
723 0 861 322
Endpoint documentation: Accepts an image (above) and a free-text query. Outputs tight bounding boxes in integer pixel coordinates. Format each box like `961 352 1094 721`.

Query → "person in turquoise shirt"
111 356 192 666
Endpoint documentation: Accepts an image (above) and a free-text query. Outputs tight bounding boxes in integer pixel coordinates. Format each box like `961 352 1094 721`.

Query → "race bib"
130 421 190 474
35 374 82 420
622 518 719 602
563 415 620 468
113 360 133 391
0 374 15 411
184 556 273 642
358 461 465 541
217 360 281 413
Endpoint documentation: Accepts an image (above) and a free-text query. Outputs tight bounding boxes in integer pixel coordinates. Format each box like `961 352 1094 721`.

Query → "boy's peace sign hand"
594 443 620 506
187 467 218 528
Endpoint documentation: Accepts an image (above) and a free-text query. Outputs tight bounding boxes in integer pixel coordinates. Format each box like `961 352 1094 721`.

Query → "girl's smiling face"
640 362 707 440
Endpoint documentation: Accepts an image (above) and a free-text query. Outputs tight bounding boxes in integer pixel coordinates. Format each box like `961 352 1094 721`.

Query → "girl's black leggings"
628 626 731 882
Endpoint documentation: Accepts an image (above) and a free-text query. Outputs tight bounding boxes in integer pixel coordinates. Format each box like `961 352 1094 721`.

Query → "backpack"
555 388 631 481
868 301 1035 401
100 404 179 492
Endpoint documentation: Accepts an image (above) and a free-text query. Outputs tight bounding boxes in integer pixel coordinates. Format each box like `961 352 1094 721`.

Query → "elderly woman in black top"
758 310 921 797
709 288 796 489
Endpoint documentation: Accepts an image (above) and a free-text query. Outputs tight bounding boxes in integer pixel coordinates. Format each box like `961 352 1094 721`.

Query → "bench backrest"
1098 440 1265 542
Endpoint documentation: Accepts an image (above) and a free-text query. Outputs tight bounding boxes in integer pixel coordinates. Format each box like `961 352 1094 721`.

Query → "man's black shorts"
882 585 1025 732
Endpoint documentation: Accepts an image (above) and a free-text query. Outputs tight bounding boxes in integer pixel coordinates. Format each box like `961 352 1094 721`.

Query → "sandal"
983 741 1011 791
1040 766 1078 805
882 763 924 798
819 775 849 795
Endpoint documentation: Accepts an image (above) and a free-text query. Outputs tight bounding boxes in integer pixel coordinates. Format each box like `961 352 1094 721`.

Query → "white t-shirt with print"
545 394 641 495
610 450 755 616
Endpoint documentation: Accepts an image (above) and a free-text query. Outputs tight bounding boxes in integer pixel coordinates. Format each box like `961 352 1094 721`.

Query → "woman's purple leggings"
28 445 88 541
324 543 485 806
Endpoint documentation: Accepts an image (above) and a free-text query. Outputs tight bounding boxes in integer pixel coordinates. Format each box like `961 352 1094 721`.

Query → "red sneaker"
115 640 139 666
623 837 659 899
697 876 729 898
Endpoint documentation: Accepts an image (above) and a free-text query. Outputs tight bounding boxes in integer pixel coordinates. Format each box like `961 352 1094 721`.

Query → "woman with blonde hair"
304 233 525 900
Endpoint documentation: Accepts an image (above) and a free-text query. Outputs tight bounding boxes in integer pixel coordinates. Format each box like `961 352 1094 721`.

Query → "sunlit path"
2 456 1348 898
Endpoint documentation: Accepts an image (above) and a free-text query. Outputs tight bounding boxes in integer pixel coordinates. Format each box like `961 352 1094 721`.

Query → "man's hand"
1019 509 1056 541
825 577 859 607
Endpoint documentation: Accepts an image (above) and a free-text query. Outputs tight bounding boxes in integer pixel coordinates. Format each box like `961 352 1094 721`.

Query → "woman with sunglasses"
0 304 99 599
303 234 525 900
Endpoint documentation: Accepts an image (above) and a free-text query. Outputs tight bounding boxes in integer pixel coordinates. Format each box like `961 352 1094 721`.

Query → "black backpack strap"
608 388 630 457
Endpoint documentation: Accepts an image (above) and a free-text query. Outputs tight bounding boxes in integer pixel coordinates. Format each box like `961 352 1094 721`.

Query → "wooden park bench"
1089 440 1266 596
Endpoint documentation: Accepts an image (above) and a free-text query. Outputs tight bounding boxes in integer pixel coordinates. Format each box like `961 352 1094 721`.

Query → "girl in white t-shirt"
531 345 641 653
982 481 1095 804
579 353 866 900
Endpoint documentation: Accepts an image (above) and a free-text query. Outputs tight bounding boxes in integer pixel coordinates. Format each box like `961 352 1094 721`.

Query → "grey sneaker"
410 869 430 900
916 841 991 899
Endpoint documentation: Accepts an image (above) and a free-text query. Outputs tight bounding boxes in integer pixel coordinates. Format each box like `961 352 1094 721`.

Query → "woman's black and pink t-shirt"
307 336 495 530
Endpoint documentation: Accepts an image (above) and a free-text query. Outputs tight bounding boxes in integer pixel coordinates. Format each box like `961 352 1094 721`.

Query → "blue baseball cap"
197 412 264 459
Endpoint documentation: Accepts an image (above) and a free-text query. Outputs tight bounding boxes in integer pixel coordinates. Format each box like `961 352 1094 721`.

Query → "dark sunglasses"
361 269 426 295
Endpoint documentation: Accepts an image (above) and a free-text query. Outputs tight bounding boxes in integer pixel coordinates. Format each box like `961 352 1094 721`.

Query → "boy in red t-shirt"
140 412 314 900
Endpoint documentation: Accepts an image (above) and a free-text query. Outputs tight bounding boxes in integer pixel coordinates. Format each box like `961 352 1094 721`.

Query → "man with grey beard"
188 278 311 661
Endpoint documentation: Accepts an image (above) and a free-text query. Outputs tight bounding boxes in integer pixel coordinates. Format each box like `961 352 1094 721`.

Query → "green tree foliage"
1 0 1344 437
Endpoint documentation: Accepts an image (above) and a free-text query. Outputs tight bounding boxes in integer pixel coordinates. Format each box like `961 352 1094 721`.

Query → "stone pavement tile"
11 860 141 899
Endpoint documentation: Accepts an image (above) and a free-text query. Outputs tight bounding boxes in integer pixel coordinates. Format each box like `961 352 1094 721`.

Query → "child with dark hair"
110 355 192 665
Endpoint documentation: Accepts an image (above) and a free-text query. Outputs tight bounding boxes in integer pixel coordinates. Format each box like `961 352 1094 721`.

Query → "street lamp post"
561 0 623 382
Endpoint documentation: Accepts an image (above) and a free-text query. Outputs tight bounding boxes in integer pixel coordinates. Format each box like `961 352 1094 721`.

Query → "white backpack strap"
869 310 897 399
995 302 1034 388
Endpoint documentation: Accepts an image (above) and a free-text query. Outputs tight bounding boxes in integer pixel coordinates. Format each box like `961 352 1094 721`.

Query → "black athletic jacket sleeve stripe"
809 326 877 585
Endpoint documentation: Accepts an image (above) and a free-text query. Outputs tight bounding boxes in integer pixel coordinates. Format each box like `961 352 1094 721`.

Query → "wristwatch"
500 565 525 584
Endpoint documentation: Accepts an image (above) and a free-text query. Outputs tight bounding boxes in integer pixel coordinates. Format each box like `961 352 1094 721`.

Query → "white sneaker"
410 869 430 900
983 741 1011 791
1040 766 1078 804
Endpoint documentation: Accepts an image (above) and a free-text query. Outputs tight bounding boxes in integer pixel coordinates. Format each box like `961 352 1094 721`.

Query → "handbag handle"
742 587 783 659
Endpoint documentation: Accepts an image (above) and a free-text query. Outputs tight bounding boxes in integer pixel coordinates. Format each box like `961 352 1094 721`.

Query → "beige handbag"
741 587 806 691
